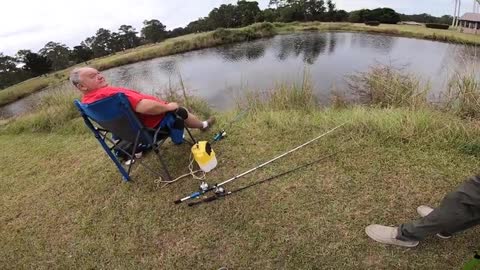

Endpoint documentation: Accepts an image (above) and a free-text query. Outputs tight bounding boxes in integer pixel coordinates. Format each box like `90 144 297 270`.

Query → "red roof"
460 13 480 22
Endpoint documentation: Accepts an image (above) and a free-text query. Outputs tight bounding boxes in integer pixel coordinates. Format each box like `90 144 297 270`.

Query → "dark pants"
397 175 480 241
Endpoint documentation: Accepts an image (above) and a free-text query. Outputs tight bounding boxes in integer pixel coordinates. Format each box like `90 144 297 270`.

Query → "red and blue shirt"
82 86 168 128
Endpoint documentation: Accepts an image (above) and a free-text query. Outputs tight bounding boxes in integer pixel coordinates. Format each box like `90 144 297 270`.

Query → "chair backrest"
74 93 153 144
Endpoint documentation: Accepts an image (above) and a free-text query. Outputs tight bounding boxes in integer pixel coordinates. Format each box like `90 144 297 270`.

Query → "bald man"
70 67 214 131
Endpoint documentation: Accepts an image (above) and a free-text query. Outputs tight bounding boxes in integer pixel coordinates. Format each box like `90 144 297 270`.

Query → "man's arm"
135 99 179 115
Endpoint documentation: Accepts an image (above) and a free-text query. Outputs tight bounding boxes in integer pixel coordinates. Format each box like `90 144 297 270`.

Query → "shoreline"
1 22 479 108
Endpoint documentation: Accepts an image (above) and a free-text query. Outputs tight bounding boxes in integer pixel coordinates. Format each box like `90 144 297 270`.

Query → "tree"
71 45 94 63
334 9 348 22
141 19 167 43
23 52 52 76
15 49 32 64
0 53 24 89
168 27 187 38
237 0 261 26
83 28 115 57
326 0 335 21
261 8 279 22
118 25 140 50
348 9 370 23
39 41 71 71
365 8 401 24
208 4 240 28
186 18 212 33
305 0 326 21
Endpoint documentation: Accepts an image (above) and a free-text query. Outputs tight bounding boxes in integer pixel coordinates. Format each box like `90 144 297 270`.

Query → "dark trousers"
397 176 480 241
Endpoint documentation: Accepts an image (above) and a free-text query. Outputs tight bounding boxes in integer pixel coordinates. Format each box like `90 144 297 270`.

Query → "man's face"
77 68 108 92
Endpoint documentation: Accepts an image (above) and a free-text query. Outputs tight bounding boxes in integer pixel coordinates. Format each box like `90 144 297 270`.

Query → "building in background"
458 13 480 34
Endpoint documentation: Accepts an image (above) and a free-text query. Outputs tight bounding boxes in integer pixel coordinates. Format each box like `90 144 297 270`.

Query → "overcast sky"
0 0 474 56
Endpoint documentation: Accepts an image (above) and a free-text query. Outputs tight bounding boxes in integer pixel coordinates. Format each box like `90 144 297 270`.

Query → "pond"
1 32 478 118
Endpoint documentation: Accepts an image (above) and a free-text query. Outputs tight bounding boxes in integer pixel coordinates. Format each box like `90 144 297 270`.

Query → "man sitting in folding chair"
70 67 215 182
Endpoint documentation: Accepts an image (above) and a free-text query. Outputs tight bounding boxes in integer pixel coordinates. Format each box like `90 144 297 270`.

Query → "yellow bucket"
191 141 217 172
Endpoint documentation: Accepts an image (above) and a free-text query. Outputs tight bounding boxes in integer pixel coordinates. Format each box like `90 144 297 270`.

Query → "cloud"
0 0 471 56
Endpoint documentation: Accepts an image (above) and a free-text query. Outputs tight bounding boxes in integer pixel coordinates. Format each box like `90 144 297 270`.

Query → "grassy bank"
2 21 480 107
2 78 480 268
277 22 480 45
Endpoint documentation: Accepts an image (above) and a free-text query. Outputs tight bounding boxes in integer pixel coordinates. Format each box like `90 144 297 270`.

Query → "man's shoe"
201 116 216 131
416 205 452 239
365 224 419 247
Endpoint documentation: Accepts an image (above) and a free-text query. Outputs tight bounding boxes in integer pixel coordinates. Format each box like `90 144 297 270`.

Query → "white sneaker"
125 152 143 166
365 224 419 247
416 205 434 217
416 205 452 239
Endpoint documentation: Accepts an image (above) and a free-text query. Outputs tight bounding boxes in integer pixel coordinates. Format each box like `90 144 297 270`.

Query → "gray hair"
69 68 83 87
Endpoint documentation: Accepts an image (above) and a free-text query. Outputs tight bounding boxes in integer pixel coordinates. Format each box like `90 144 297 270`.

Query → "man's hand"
165 102 179 111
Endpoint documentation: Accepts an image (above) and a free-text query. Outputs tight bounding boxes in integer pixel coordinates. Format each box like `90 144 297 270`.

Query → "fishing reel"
213 129 227 142
199 181 210 192
214 186 226 195
198 182 226 195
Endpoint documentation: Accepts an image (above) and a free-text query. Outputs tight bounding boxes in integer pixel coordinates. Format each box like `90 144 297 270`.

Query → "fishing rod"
212 109 249 142
174 123 346 205
187 150 342 207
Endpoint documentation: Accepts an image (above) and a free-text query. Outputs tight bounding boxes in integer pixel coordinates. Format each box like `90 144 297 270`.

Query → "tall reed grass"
443 68 480 118
348 64 429 108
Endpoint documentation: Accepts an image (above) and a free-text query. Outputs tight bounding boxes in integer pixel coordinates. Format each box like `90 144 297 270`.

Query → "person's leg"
397 176 480 242
366 176 480 247
175 107 215 130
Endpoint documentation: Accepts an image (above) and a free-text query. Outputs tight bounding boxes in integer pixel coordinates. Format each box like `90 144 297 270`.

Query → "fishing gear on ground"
174 123 345 205
187 151 342 207
212 109 249 142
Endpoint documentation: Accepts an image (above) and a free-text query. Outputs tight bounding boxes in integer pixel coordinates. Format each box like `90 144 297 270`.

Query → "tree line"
0 0 452 90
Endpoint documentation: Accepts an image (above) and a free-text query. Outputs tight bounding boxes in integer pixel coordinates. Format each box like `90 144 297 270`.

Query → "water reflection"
273 33 333 64
350 33 396 54
215 42 266 62
2 32 479 118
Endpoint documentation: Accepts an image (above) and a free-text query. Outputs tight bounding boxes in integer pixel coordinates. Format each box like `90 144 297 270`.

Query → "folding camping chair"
74 93 196 182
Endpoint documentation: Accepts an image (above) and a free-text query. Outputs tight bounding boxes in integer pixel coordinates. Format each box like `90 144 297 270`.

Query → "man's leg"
397 176 480 242
175 107 215 130
366 176 480 247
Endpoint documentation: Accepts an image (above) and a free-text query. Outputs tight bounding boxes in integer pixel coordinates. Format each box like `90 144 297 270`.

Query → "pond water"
1 32 478 118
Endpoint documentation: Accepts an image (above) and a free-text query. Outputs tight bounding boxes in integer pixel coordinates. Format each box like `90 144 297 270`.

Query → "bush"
348 64 429 108
365 21 380 26
425 23 449 30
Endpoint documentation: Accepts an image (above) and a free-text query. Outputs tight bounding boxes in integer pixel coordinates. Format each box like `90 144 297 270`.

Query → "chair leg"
95 135 132 182
184 127 197 145
153 147 172 181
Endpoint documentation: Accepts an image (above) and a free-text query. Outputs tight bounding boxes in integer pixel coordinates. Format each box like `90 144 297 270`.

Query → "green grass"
2 21 480 107
3 82 480 268
2 107 480 269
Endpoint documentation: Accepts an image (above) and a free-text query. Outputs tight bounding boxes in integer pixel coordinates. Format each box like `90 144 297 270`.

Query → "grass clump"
0 77 50 106
443 69 480 119
0 85 82 135
348 64 429 108
239 78 317 113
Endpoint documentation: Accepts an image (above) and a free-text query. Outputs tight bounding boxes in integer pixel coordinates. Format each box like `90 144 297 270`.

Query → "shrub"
365 21 380 26
443 70 480 119
348 64 429 108
425 23 449 30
